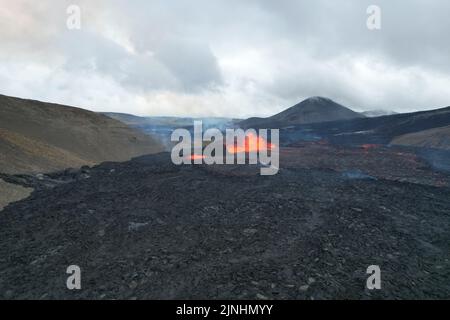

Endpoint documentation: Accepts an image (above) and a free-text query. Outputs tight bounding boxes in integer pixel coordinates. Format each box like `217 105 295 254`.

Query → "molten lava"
226 132 275 154
361 144 380 151
190 154 206 160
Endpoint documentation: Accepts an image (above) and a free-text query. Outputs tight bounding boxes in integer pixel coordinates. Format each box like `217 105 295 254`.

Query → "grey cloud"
254 0 450 72
57 30 219 93
0 0 450 116
154 38 223 91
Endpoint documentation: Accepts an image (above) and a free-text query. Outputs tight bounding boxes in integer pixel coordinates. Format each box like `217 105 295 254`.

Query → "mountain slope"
103 112 239 150
0 94 164 175
0 128 90 174
301 105 450 146
391 125 450 150
0 178 33 211
103 113 239 128
361 110 398 117
240 97 364 128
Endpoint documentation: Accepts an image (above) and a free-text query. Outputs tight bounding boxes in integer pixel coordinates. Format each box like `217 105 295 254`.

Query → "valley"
1 94 450 299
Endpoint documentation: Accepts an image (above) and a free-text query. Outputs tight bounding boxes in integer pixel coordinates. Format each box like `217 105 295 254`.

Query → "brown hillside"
391 125 450 150
0 94 164 175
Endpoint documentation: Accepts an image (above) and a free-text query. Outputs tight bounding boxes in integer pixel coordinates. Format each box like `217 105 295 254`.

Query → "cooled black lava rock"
1 153 450 299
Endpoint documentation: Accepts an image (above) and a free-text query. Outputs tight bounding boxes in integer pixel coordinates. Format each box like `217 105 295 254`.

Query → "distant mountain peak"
304 96 334 103
239 97 364 128
289 97 345 111
297 96 343 106
278 96 361 119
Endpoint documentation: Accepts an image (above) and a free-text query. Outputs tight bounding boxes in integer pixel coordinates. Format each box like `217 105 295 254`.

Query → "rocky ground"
1 149 450 299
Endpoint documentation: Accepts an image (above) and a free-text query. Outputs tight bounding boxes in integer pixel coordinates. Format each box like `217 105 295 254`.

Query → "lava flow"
226 132 275 154
189 154 206 160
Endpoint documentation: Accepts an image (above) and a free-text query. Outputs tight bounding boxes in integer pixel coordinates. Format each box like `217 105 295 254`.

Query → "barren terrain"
1 147 449 299
0 94 163 175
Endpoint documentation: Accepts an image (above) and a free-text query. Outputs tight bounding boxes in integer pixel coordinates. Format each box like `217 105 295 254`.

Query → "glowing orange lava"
361 144 380 151
226 133 275 154
189 154 206 160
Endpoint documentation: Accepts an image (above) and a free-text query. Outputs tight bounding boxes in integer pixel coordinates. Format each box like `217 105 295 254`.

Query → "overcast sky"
1 0 450 117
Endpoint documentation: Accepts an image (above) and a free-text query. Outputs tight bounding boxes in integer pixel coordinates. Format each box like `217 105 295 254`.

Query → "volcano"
239 97 364 129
